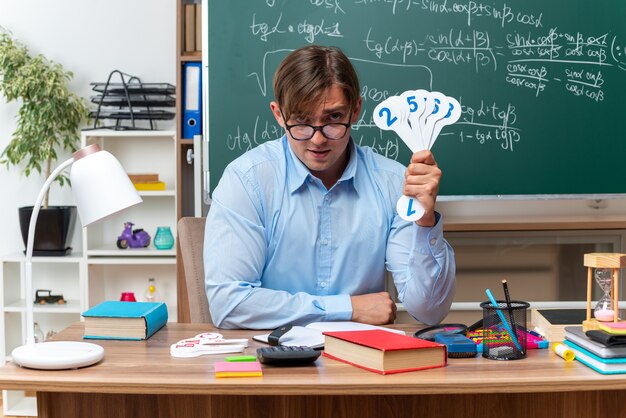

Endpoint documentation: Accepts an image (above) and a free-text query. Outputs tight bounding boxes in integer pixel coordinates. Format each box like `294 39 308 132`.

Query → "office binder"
183 62 202 139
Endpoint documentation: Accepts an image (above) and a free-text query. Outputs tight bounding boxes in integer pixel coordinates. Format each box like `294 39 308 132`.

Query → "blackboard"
205 0 626 197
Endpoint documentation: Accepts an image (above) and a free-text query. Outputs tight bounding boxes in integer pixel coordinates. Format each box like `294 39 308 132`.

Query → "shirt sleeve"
386 211 456 325
203 167 353 329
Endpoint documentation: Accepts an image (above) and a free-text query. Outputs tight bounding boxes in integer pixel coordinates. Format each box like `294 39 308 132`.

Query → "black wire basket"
480 300 530 360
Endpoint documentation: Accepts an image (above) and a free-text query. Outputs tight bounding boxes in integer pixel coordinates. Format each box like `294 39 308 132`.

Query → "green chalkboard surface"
206 1 626 197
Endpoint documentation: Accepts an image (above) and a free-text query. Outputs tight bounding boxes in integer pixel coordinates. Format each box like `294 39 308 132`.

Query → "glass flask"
144 278 162 302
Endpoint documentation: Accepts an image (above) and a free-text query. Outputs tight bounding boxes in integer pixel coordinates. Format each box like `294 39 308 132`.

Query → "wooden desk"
0 323 624 418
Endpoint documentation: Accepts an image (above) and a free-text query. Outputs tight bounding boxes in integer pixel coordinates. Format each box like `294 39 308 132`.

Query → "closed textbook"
82 301 168 340
323 330 447 375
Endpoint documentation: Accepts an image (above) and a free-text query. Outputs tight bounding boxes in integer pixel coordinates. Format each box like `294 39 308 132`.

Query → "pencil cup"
480 300 530 360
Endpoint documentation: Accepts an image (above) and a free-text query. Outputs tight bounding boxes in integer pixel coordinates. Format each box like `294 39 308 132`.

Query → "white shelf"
84 129 175 138
2 390 37 417
2 252 83 263
3 299 82 313
87 257 176 265
86 245 175 257
138 190 176 197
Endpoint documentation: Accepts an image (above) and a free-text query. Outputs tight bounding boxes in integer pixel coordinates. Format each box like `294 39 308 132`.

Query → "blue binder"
182 62 202 139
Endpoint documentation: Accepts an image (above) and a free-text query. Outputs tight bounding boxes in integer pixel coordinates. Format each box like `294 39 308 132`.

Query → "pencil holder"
480 300 530 360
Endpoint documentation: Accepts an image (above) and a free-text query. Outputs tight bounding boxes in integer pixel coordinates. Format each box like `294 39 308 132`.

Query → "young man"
204 45 455 329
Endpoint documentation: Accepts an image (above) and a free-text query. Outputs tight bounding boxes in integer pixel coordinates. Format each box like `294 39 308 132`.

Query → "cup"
120 292 137 302
479 300 530 360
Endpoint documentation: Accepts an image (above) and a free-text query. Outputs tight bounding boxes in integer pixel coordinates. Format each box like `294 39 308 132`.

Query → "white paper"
253 321 405 349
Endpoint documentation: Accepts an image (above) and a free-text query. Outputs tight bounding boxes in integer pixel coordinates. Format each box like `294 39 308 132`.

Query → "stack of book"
128 173 166 191
563 326 626 374
531 309 587 342
184 1 202 54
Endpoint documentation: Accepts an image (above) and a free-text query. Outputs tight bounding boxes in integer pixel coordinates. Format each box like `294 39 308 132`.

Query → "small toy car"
116 222 151 249
34 289 66 305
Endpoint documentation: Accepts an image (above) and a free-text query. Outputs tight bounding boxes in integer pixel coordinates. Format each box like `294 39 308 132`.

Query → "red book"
322 329 447 375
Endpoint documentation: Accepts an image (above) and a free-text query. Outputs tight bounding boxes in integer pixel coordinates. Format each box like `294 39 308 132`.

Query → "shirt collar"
284 135 359 195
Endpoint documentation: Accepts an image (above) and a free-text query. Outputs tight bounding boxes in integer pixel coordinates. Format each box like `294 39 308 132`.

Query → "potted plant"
0 28 89 255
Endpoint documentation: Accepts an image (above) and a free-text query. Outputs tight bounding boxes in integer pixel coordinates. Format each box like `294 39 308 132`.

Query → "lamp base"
12 341 104 370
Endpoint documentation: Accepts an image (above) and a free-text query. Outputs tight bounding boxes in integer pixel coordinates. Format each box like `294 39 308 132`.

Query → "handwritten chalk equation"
250 13 343 43
226 116 281 152
456 99 521 152
355 0 543 29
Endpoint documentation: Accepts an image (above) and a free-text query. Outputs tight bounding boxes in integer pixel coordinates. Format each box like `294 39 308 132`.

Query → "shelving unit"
1 253 84 416
176 0 204 322
0 129 178 416
81 130 178 318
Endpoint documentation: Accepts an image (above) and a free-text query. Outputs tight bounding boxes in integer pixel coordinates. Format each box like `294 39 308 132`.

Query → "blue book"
563 340 626 375
82 301 168 340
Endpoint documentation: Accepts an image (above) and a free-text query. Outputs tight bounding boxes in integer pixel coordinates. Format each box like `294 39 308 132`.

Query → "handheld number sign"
373 96 417 152
374 89 461 223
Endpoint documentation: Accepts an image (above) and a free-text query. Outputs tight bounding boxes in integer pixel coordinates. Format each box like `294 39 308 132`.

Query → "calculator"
256 346 321 365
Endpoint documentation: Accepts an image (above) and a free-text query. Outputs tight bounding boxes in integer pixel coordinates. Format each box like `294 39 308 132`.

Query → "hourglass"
584 253 626 331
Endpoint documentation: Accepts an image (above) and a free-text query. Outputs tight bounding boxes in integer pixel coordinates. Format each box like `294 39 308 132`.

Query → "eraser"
489 346 514 357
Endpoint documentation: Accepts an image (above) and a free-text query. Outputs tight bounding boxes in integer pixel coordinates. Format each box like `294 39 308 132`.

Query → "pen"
485 288 522 352
523 327 545 339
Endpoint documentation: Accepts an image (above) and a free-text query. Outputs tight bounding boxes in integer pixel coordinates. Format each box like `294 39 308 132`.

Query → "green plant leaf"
0 27 89 205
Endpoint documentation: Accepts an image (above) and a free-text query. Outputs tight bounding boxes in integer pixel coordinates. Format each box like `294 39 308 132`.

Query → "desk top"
0 323 624 396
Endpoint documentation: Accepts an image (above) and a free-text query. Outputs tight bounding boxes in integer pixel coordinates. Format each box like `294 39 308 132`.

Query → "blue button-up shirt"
204 135 455 329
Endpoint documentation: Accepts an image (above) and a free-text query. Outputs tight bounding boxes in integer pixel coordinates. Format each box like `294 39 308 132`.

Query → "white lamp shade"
70 149 142 226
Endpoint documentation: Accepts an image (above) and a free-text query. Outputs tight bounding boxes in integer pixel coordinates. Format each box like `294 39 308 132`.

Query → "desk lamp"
11 144 142 369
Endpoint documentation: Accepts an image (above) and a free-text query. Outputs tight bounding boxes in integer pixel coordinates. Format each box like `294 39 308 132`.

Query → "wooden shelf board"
180 54 202 62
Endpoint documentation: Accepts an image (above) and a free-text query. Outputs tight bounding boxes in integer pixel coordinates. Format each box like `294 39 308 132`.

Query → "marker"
523 327 545 338
225 355 257 362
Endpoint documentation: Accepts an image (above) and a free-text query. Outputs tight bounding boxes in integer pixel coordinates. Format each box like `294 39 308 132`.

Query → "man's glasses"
280 109 351 141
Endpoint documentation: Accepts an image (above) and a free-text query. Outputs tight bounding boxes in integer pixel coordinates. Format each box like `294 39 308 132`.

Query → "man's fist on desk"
350 292 397 325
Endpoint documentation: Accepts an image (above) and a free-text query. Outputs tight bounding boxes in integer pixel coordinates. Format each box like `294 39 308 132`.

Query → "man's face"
270 85 362 187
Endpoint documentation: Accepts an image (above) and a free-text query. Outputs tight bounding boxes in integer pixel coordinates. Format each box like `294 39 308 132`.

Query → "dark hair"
273 45 360 121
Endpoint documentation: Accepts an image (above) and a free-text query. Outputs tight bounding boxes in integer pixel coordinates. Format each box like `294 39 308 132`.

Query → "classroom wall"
0 0 175 257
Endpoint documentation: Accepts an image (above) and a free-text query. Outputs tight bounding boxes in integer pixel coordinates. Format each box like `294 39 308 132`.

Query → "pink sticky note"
214 361 262 373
